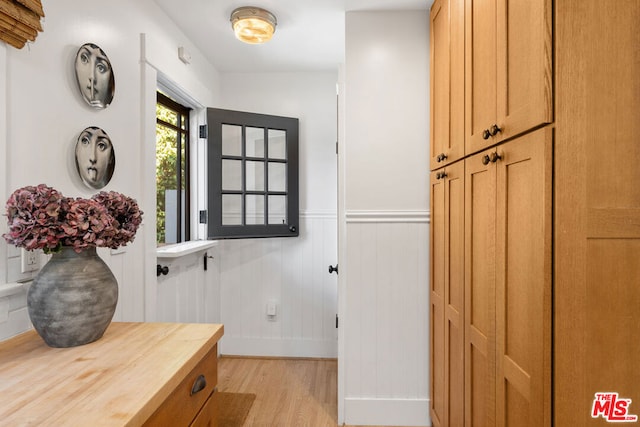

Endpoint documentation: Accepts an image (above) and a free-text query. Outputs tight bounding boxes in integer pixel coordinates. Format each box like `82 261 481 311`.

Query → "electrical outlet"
21 248 40 273
266 300 277 317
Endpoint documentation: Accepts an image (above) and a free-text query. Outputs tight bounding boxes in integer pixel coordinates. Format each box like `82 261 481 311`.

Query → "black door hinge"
199 125 208 139
336 314 339 328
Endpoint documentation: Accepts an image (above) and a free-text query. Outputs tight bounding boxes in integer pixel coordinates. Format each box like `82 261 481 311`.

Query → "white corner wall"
342 11 431 426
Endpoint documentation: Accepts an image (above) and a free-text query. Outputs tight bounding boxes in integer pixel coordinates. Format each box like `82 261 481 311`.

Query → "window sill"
156 240 218 259
0 281 28 299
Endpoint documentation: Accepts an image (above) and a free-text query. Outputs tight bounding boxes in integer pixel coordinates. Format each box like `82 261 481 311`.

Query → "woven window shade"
0 0 45 49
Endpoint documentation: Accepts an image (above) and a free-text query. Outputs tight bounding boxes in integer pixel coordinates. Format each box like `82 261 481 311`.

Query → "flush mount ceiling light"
230 6 277 44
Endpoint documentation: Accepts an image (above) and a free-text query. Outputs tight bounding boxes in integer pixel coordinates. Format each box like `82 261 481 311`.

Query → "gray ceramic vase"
27 246 118 348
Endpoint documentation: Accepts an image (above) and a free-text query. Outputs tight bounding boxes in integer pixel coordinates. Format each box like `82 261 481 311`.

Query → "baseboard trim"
219 336 337 359
344 397 431 427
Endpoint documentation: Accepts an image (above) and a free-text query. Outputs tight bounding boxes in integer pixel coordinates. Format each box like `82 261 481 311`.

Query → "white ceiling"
153 0 433 73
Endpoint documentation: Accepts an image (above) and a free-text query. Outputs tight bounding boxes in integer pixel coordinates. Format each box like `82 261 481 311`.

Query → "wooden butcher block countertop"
0 322 224 426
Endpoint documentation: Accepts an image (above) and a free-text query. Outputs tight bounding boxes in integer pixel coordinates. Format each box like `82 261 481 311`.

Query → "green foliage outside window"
156 103 178 244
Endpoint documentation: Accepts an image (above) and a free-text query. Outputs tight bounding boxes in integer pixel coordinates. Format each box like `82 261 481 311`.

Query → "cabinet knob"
156 264 169 277
482 155 491 165
490 124 502 136
490 152 502 163
482 129 491 140
436 153 448 162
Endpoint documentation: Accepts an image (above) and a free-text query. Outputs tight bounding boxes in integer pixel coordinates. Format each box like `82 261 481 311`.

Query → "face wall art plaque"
74 43 115 109
75 126 116 189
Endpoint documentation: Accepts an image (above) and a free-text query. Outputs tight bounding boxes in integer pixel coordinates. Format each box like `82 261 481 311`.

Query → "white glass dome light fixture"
230 6 277 44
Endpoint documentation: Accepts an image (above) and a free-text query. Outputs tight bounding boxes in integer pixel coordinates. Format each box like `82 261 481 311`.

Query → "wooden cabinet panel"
430 0 465 170
465 0 552 156
495 0 552 144
144 344 219 427
464 130 552 427
465 0 497 155
465 149 496 427
430 170 446 426
430 160 465 427
495 128 552 427
192 390 219 427
555 1 640 425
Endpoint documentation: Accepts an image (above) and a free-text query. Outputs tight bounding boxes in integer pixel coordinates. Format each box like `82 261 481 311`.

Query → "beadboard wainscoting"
155 245 220 324
219 211 338 358
343 210 430 427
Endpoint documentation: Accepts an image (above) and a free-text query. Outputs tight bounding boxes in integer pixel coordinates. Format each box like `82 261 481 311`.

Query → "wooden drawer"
144 344 218 426
191 390 219 427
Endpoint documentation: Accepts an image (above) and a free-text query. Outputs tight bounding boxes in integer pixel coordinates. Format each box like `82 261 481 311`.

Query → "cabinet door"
495 129 552 427
465 0 552 155
465 149 497 427
465 0 498 155
430 0 465 170
430 168 446 426
495 0 553 143
430 161 465 427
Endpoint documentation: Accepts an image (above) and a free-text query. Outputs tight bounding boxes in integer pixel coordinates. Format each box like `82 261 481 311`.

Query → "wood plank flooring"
217 356 424 427
218 356 338 426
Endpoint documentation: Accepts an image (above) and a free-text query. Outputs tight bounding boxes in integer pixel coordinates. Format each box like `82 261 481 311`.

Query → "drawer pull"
190 374 207 395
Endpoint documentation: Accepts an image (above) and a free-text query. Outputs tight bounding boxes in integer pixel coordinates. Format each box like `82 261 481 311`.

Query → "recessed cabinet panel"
465 0 552 156
495 128 552 427
430 170 446 427
465 150 496 427
430 160 465 427
430 0 465 170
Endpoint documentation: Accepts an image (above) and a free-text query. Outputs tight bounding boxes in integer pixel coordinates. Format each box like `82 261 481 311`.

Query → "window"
156 92 191 244
207 108 299 239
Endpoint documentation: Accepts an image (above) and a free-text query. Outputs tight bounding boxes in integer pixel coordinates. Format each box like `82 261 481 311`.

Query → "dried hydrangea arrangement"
3 184 143 253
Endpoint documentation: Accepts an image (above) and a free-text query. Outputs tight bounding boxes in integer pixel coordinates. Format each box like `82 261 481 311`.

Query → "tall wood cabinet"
430 0 553 425
431 1 640 426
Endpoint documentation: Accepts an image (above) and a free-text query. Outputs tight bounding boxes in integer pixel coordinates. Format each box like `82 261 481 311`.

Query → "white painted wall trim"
0 43 8 288
220 336 337 359
344 397 431 427
345 210 430 223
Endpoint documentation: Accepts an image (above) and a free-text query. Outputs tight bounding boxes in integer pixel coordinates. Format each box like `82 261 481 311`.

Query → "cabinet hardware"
482 155 491 165
482 129 491 140
490 152 502 163
156 264 169 277
329 264 339 275
190 374 207 395
437 153 448 162
490 124 502 136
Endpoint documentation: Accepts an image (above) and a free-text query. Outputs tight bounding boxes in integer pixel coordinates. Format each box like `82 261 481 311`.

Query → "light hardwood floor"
217 356 420 427
218 356 338 426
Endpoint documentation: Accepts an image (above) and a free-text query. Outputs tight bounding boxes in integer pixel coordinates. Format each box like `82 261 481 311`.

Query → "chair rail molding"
345 210 430 223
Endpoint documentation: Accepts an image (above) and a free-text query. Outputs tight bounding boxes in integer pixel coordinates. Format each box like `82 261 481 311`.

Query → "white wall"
0 0 220 340
342 11 430 426
217 72 339 357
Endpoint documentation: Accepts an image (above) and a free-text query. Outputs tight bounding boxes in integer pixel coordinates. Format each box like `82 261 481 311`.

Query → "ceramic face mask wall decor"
74 43 115 109
75 126 116 189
